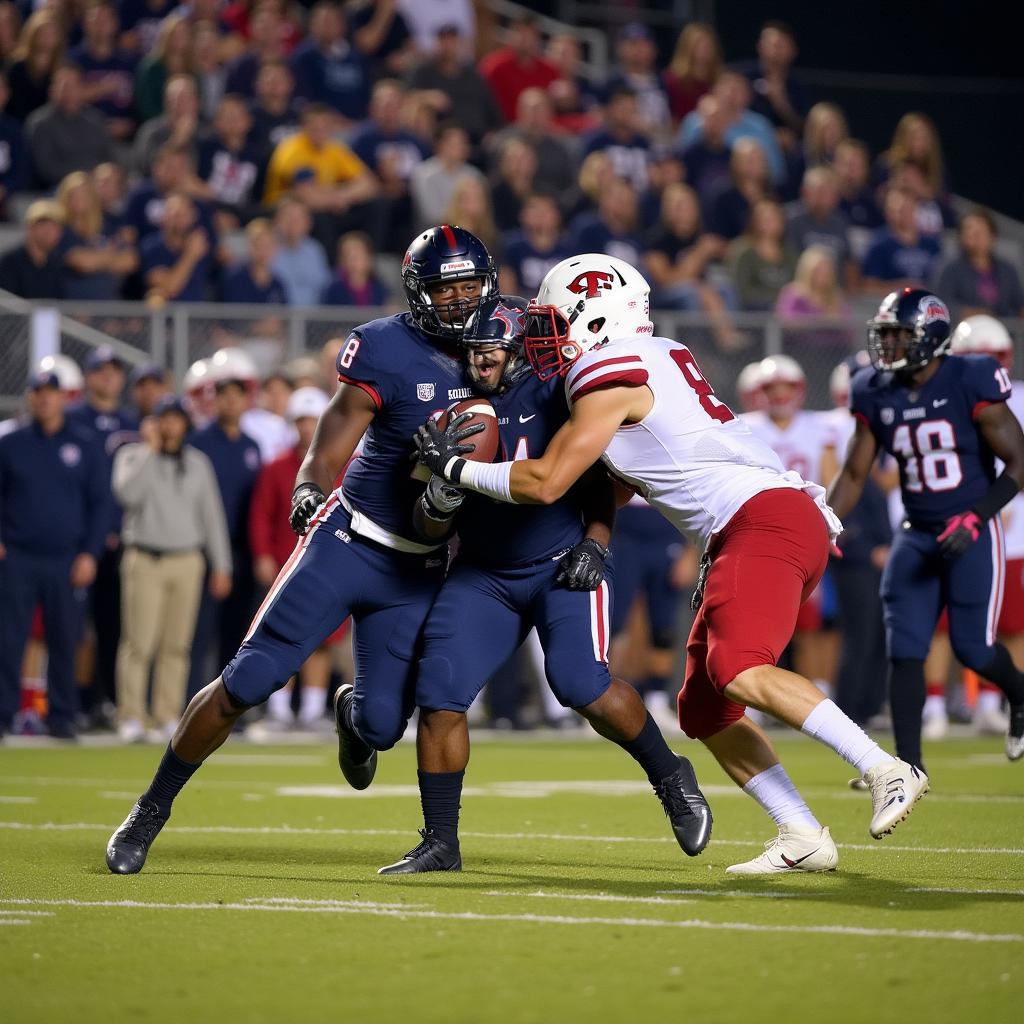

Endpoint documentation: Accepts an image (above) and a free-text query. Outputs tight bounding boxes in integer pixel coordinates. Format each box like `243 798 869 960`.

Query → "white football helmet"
37 354 83 398
182 358 215 425
758 354 806 419
736 360 766 412
524 254 653 380
208 346 259 385
950 314 1013 371
829 350 871 408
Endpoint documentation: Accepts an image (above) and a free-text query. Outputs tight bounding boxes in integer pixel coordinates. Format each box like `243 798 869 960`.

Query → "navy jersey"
457 374 585 567
851 354 1011 528
338 313 468 544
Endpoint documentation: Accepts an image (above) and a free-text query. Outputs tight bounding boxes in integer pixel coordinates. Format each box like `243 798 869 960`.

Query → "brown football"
442 398 500 463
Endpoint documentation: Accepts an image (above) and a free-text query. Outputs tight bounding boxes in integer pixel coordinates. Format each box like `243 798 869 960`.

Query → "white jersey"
564 336 842 546
1000 382 1024 559
817 406 856 459
740 409 834 484
241 408 297 463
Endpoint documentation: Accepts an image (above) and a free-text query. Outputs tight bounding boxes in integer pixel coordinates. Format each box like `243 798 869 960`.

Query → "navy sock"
888 658 925 771
143 745 201 816
418 769 464 845
980 645 1024 705
618 712 680 785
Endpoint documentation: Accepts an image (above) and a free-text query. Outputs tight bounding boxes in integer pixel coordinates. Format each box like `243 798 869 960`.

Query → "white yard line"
0 796 36 804
2 820 1023 856
908 887 1024 896
483 890 697 906
0 897 1018 944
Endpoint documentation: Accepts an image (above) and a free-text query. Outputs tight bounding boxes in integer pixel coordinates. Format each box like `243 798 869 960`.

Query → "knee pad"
221 645 290 708
545 651 610 710
951 640 995 674
415 655 475 713
352 698 406 752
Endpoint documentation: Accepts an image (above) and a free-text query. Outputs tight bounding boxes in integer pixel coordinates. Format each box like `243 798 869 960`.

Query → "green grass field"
1 732 1022 1023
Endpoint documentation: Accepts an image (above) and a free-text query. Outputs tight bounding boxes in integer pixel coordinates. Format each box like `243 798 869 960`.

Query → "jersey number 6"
671 348 735 424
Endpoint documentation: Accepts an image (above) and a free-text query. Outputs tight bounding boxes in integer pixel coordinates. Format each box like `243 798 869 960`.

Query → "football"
443 398 500 463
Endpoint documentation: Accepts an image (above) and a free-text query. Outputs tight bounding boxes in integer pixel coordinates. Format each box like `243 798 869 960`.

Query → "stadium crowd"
1 3 1023 743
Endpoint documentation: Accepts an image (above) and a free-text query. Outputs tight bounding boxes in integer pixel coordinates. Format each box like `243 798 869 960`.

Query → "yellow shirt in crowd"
263 133 368 205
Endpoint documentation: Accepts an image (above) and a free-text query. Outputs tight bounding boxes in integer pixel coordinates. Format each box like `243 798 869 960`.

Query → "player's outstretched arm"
826 416 879 522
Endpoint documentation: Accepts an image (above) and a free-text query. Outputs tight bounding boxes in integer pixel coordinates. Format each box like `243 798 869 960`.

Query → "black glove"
414 411 485 481
419 475 465 523
290 482 326 536
555 538 609 591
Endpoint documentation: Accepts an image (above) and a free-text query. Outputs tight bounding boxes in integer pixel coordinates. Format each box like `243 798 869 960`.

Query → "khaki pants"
116 548 204 727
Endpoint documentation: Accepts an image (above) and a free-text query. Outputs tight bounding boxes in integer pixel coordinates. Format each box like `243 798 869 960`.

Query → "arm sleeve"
112 443 158 507
335 330 397 409
967 355 1011 419
195 452 233 575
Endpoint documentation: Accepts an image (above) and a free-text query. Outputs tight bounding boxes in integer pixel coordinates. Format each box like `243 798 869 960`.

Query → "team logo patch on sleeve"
881 408 895 425
59 443 82 467
417 383 436 402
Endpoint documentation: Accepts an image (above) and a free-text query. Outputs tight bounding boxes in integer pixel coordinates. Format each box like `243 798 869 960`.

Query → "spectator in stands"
678 70 784 186
728 197 797 311
802 102 848 170
0 199 65 298
937 207 1024 319
886 160 956 239
140 191 213 303
570 175 643 267
5 10 64 123
582 85 651 192
263 102 379 250
193 19 229 122
679 93 732 212
347 0 415 78
478 13 560 123
0 2 20 66
289 1 370 123
322 230 387 306
834 138 882 230
740 21 808 151
55 170 138 300
489 87 576 199
707 137 773 241
501 192 571 297
112 396 231 743
221 216 287 303
0 72 28 217
875 111 950 200
120 0 178 55
775 244 851 323
220 0 297 49
442 175 499 256
26 64 113 190
604 22 670 139
70 1 137 143
123 144 215 243
406 23 501 145
662 21 721 124
129 364 168 417
397 0 474 55
248 60 300 149
566 148 614 223
133 74 202 176
133 14 194 124
409 121 484 230
93 161 128 236
490 137 538 233
545 32 600 120
224 1 287 97
196 93 265 229
641 149 686 229
786 166 854 286
860 186 941 295
270 196 331 305
0 370 108 741
351 78 428 251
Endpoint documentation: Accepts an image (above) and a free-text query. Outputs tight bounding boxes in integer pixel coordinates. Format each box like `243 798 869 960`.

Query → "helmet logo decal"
567 270 615 299
440 259 476 275
919 296 949 325
490 302 525 340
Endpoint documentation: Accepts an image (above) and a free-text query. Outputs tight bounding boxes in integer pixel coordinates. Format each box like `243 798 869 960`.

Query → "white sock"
743 764 821 830
923 694 947 719
298 685 327 724
801 698 894 774
977 689 1003 714
267 688 292 722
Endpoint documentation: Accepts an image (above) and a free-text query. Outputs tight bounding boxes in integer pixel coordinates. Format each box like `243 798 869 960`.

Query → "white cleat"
973 706 1009 736
1007 705 1024 762
922 714 949 741
866 760 929 839
848 777 868 791
117 719 146 744
726 825 838 875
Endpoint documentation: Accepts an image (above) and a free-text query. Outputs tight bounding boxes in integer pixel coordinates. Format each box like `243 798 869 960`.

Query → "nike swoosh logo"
780 847 822 867
933 399 948 407
519 414 537 423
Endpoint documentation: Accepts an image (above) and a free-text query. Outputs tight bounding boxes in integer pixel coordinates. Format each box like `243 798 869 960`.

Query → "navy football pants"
882 518 1005 669
416 557 613 713
221 496 445 749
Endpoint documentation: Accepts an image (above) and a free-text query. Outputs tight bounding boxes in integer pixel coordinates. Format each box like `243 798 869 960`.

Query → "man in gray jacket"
113 396 231 743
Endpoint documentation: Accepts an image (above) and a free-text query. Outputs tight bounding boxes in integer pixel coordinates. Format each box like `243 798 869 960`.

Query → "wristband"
973 470 1020 522
455 459 516 503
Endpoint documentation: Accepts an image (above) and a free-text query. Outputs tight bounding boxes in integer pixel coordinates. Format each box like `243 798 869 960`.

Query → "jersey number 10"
892 420 964 493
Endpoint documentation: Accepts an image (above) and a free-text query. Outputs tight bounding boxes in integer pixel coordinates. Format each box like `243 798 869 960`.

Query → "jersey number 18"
892 419 964 493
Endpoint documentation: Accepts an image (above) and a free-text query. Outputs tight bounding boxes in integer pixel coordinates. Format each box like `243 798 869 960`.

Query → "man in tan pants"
113 396 232 743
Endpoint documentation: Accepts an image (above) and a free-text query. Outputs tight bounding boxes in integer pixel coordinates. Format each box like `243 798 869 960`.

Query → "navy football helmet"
867 287 952 374
462 295 530 394
401 225 498 342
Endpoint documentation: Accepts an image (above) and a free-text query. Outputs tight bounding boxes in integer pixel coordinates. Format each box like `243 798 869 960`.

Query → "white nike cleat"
922 714 949 741
1007 705 1024 762
866 760 929 839
848 777 868 791
973 706 1009 736
726 825 838 875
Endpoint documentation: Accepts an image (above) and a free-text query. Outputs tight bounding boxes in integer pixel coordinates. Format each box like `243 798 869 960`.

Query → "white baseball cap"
287 386 329 422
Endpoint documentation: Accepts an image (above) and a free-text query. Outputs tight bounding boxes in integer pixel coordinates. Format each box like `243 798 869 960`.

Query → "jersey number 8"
892 419 963 493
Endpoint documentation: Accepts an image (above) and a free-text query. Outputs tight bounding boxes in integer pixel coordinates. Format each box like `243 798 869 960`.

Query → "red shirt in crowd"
478 47 561 122
249 447 305 567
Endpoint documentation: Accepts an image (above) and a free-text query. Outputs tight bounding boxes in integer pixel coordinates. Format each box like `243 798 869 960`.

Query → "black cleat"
1007 704 1024 762
653 755 713 857
378 829 462 875
106 797 168 874
333 683 377 790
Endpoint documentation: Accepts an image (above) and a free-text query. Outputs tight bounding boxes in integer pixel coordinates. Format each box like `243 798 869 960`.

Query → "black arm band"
447 457 467 485
973 471 1020 521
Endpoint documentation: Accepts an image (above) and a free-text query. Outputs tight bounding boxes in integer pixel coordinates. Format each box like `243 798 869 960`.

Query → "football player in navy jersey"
829 288 1024 769
378 297 712 874
105 226 513 875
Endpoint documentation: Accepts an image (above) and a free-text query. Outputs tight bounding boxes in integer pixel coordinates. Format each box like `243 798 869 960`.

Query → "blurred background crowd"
0 0 1022 744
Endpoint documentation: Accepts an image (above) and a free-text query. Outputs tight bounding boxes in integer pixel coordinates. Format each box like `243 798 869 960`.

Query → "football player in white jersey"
417 253 927 874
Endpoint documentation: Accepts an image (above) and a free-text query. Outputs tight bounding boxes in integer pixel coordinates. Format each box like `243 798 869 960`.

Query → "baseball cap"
154 394 192 424
85 345 125 372
27 370 61 391
130 362 164 386
621 22 652 41
286 386 329 422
